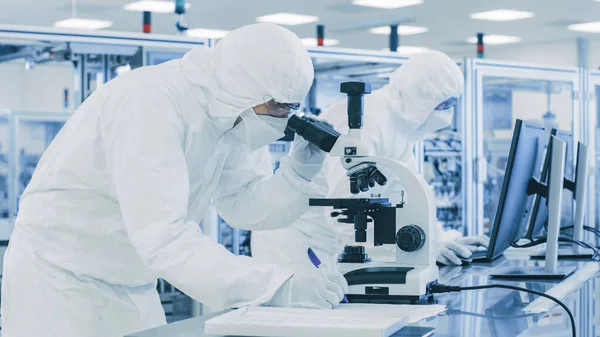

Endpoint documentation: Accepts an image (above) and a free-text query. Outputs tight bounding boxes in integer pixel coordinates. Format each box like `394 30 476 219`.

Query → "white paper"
333 303 446 323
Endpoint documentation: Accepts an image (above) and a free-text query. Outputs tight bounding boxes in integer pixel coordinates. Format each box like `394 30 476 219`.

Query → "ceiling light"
186 28 230 39
54 18 113 30
301 38 339 47
256 13 319 26
568 21 600 33
382 46 429 54
466 35 521 45
470 9 535 22
124 0 191 13
369 25 428 36
352 0 423 9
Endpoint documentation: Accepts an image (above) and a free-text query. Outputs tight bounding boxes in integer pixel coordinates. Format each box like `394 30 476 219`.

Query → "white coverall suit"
252 51 487 270
1 24 328 337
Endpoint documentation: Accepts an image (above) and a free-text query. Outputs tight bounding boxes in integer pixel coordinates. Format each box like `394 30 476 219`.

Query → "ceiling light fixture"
568 21 600 33
352 0 423 9
470 9 535 22
466 35 521 45
369 25 428 36
124 0 191 13
54 18 113 30
186 28 230 39
301 38 339 47
256 13 319 26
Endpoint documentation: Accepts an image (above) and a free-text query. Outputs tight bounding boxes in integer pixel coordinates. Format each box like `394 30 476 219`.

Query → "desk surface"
127 257 600 337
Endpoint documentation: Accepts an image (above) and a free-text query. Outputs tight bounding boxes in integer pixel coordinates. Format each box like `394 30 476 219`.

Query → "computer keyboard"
204 306 409 337
470 250 488 260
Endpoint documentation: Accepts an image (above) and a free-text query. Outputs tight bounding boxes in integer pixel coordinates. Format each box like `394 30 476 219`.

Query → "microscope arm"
353 156 437 266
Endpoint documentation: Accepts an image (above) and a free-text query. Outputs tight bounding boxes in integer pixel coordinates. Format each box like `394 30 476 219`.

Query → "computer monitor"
525 129 574 241
490 136 576 279
474 119 547 262
528 141 591 259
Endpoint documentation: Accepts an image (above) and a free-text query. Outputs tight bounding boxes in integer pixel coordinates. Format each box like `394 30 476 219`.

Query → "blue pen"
307 247 349 303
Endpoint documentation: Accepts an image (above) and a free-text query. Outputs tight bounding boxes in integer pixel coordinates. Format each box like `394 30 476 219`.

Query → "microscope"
287 82 439 303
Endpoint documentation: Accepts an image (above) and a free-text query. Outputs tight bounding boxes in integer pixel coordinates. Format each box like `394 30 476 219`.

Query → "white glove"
287 135 326 181
436 235 490 266
455 235 490 252
269 268 348 309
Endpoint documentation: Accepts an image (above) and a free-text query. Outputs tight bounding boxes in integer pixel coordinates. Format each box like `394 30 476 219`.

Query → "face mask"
230 109 288 150
408 109 453 142
422 109 453 134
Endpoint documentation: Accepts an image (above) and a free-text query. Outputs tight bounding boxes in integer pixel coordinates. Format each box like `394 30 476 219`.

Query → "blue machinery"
0 25 599 320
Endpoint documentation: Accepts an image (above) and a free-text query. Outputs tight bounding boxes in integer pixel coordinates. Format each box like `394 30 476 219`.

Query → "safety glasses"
266 99 301 118
435 97 458 111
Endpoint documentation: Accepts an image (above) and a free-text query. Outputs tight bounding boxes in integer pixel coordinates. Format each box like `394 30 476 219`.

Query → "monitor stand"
489 265 576 280
530 142 593 261
529 247 595 260
490 137 576 280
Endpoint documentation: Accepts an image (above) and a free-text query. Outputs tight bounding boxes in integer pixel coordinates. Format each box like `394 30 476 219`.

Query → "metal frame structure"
0 24 208 50
463 58 581 236
0 109 10 242
585 71 599 245
0 24 208 108
8 112 71 224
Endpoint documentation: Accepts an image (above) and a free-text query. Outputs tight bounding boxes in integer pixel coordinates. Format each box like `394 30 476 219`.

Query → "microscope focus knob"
396 225 426 252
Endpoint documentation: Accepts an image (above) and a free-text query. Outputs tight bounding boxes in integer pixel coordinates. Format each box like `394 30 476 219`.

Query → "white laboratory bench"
126 256 600 337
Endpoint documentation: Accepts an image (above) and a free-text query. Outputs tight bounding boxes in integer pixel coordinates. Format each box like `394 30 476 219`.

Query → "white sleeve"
101 88 291 310
213 145 327 231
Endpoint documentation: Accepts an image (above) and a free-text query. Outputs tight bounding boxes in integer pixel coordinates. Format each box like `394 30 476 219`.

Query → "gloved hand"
436 235 490 265
456 235 490 252
287 135 326 181
269 268 348 309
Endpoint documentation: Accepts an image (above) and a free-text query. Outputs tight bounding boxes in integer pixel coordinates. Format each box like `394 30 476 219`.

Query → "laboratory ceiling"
2 0 600 57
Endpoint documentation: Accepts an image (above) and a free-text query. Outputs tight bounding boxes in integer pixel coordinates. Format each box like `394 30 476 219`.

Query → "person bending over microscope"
1 24 348 337
252 50 489 269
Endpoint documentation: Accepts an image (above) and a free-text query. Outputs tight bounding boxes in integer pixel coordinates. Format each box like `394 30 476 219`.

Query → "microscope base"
339 262 439 303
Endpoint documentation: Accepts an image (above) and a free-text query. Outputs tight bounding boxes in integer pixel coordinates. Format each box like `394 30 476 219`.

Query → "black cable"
559 225 600 237
429 283 576 337
584 226 600 237
510 236 600 261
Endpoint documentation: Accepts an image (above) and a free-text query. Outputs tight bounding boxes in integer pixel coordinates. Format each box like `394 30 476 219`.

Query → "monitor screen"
487 120 547 259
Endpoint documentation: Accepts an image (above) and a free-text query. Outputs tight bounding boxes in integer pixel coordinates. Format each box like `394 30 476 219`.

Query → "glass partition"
465 60 580 236
0 114 8 222
480 77 574 234
12 113 68 216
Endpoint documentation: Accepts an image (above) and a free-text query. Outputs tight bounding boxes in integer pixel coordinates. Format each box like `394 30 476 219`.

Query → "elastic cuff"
279 157 327 197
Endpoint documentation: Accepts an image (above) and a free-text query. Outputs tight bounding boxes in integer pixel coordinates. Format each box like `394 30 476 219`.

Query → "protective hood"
180 23 314 129
384 50 464 133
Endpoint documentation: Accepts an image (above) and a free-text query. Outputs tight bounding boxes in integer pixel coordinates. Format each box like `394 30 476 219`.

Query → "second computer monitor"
526 130 575 240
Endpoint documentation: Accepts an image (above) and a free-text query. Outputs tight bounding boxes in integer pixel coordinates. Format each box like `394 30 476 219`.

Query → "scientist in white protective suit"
1 23 348 337
252 50 490 270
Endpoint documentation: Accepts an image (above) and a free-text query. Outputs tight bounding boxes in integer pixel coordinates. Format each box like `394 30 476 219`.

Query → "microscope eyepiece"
287 115 341 152
340 82 371 130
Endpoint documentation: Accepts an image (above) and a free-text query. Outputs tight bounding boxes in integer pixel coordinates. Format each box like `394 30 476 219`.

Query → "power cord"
429 283 576 337
559 225 600 238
